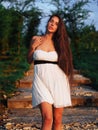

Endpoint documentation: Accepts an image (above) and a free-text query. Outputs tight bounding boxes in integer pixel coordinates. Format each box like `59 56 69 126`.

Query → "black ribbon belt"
34 60 58 65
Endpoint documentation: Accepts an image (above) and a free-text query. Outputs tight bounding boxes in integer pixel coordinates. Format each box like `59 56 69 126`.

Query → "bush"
0 46 29 95
73 48 98 90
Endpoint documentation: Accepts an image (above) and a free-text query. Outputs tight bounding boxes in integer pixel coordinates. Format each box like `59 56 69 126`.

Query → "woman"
27 14 73 130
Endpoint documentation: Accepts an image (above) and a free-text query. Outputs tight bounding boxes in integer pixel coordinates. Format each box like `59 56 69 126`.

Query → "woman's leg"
52 107 64 130
39 102 53 130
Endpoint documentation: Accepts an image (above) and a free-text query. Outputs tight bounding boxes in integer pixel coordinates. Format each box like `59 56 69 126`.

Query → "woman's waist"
34 60 58 65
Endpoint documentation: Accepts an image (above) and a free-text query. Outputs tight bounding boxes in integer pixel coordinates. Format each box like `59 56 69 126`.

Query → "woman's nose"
51 22 54 26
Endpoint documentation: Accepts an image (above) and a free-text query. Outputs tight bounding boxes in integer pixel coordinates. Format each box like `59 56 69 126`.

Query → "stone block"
8 98 32 109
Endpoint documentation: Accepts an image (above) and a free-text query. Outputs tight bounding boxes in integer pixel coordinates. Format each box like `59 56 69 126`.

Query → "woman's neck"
44 33 53 40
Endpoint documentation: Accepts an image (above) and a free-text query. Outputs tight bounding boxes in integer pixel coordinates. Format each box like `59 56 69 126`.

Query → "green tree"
80 25 98 52
0 0 42 54
24 8 41 48
0 5 12 54
0 6 23 55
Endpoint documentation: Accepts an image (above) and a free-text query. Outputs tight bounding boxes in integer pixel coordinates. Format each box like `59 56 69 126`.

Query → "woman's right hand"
30 36 42 51
27 36 42 64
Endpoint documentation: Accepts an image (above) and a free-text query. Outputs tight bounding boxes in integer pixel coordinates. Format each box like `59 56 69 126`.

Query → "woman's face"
47 16 59 33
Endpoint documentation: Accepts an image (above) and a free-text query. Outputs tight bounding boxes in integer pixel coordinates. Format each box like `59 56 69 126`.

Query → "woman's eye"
56 22 58 26
49 19 59 26
50 19 53 23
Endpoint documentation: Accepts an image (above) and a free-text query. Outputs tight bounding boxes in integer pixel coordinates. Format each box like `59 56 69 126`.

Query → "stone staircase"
8 64 98 109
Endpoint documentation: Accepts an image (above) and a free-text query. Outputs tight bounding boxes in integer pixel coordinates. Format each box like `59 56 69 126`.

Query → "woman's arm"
27 37 35 64
27 36 42 64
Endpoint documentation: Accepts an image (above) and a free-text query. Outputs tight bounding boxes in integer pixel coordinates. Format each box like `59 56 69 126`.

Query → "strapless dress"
32 49 72 108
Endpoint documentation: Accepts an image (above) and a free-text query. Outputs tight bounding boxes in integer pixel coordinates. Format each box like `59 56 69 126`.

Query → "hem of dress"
32 101 72 108
53 104 72 108
32 101 53 108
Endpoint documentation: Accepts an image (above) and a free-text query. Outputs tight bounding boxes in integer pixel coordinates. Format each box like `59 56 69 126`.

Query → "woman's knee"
42 114 53 124
53 115 62 125
53 108 64 125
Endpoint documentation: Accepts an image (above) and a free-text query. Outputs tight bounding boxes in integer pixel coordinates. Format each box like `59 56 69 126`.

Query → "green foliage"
0 6 23 54
72 44 98 90
0 2 41 95
71 24 98 89
24 8 42 48
0 3 42 54
79 25 98 52
0 5 11 52
0 46 29 95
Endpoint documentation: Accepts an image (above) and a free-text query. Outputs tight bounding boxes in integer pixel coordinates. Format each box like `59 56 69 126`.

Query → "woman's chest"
36 41 55 52
33 50 58 61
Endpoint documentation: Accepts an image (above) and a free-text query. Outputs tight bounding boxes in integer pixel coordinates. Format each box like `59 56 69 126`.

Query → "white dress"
32 49 72 108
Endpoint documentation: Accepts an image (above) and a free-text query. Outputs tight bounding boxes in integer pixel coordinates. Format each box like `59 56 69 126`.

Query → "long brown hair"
47 14 73 79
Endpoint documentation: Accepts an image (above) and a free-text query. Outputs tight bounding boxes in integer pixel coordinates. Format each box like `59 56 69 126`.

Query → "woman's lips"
48 26 54 30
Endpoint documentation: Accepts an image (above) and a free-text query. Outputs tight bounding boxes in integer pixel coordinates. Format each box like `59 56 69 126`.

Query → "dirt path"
0 107 98 130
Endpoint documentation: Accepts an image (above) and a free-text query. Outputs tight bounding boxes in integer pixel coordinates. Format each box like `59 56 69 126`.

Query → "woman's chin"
48 30 55 33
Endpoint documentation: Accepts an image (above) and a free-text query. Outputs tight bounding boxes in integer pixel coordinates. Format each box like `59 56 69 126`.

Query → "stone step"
8 98 32 109
8 95 98 109
8 90 32 108
8 85 98 109
72 96 98 107
19 80 32 88
17 74 91 89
